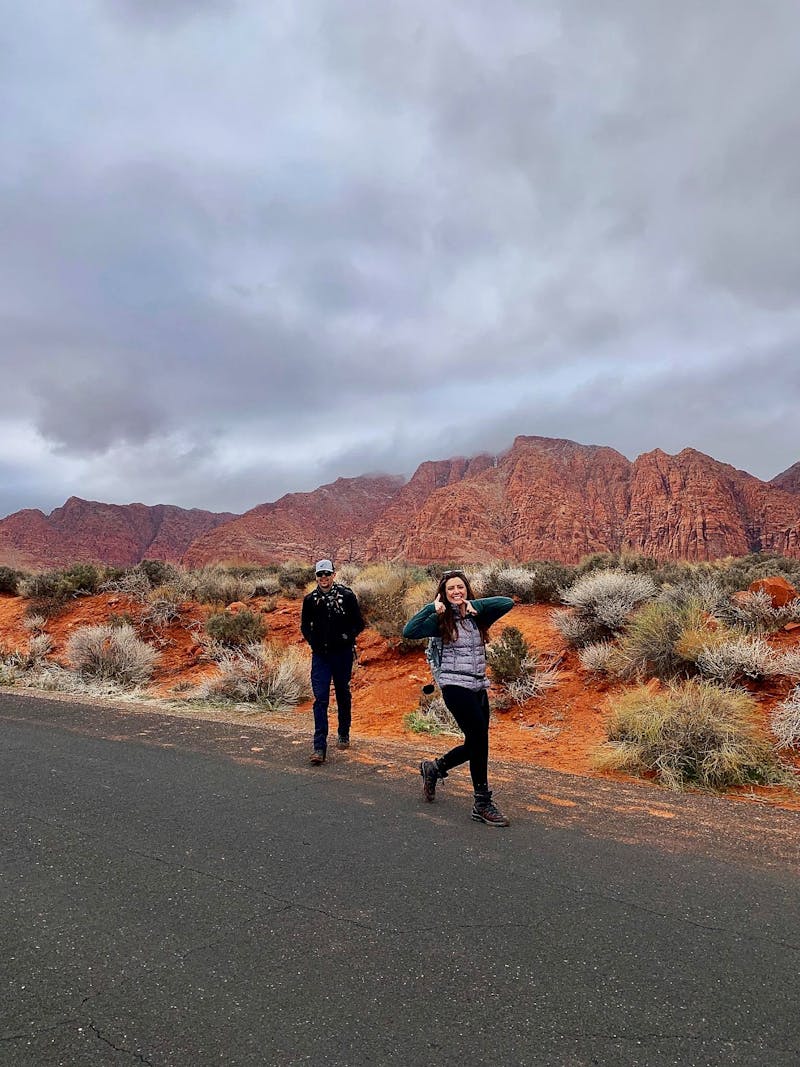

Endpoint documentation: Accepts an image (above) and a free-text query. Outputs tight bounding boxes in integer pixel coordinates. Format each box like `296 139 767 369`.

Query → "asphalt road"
1 691 799 1067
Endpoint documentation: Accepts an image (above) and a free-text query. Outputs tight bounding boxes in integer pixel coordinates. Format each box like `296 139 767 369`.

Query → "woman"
402 570 514 827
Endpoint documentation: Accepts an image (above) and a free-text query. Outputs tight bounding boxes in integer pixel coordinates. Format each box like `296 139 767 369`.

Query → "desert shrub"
0 566 22 595
101 568 152 602
776 649 800 677
473 565 539 603
194 643 310 709
695 635 776 685
721 590 791 634
613 599 711 682
593 678 788 790
486 627 530 683
403 578 436 622
22 613 47 633
506 663 560 705
404 694 460 735
578 641 617 675
180 566 256 606
277 561 316 598
66 624 158 687
204 610 266 647
552 610 610 649
142 596 181 628
23 595 68 620
20 564 102 602
334 563 361 587
658 575 730 618
138 559 180 587
771 686 800 750
524 560 576 604
251 572 282 597
353 563 419 638
561 570 657 633
108 612 137 629
717 552 800 591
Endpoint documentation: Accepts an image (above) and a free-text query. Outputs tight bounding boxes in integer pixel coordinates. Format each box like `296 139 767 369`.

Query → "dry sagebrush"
193 643 311 710
66 624 158 688
594 679 788 791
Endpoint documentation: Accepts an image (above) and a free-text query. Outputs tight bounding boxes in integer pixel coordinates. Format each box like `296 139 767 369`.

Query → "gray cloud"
1 0 799 518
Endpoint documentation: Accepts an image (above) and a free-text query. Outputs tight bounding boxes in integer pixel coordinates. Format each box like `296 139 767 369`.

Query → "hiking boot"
336 734 350 749
310 749 326 765
471 789 510 827
419 758 447 802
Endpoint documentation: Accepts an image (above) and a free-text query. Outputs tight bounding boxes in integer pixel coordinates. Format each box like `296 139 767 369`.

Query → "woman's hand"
434 594 445 615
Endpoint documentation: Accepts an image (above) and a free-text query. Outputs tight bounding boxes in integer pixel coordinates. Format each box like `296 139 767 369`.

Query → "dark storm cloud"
1 0 799 516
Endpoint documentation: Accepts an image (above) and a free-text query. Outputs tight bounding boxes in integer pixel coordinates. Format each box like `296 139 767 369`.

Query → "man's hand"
465 601 478 616
434 594 445 615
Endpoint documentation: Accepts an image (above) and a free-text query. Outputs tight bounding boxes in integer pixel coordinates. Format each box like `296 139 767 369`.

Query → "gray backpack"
425 635 444 685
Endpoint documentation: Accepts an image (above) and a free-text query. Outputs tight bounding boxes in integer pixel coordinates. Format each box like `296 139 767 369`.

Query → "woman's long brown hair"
435 570 489 644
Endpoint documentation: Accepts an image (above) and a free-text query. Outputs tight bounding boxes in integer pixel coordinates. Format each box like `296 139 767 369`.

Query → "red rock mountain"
771 462 800 494
4 438 800 570
0 497 235 570
183 475 404 567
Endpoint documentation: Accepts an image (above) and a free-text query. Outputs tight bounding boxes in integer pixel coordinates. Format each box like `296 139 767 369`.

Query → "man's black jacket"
300 583 365 655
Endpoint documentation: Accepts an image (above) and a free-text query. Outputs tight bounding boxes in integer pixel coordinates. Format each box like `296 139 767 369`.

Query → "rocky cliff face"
771 461 800 494
183 475 404 567
4 440 800 570
0 497 236 570
370 439 800 564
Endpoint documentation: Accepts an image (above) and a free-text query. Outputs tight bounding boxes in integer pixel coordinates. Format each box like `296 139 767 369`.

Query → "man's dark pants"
311 648 354 752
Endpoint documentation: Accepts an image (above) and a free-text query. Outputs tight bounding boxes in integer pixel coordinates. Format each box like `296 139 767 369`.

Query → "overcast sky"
2 0 799 518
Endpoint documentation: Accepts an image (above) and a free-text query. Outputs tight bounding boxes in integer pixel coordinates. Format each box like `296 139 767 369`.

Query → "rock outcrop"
4 438 800 570
0 497 236 570
183 475 404 567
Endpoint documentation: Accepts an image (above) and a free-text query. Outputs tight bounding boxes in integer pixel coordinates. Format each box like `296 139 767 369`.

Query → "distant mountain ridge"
2 437 800 570
0 497 236 570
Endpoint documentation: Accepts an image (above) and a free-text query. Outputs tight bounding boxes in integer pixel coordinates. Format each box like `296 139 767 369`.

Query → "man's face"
316 569 335 591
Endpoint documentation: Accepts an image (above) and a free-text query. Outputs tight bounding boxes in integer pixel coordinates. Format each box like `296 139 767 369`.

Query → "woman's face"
444 576 468 606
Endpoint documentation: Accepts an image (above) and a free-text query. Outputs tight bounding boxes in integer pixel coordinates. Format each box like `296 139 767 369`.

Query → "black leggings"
439 685 490 790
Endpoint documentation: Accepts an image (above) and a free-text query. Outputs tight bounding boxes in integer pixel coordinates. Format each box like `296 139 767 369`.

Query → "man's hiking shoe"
336 734 350 749
419 759 441 802
310 749 326 765
472 789 510 827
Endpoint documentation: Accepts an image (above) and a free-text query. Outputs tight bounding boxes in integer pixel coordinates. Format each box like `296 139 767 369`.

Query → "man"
300 559 365 764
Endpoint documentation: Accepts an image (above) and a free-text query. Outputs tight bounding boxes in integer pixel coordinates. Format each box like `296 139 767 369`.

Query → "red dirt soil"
1 594 799 811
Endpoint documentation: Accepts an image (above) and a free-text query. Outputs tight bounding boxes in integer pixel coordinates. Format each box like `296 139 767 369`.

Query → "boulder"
748 576 798 607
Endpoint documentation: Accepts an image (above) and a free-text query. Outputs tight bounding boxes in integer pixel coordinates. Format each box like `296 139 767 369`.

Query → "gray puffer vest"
438 616 488 691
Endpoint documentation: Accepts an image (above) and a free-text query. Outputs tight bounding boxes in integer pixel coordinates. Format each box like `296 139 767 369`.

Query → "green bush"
137 559 180 588
0 566 21 595
593 678 788 790
613 599 707 681
205 609 266 647
19 563 103 601
486 627 530 683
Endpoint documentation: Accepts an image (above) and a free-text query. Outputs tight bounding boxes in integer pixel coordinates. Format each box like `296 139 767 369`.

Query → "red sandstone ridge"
6 438 800 570
0 497 236 570
772 461 800 495
183 475 404 567
366 437 633 563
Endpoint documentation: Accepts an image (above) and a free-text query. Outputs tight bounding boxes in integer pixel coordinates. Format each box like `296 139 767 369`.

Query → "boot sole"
471 811 511 827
